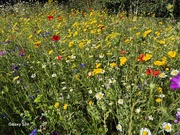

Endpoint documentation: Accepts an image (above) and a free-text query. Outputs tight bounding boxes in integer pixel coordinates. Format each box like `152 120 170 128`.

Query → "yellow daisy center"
165 125 170 130
98 94 102 98
142 131 148 135
172 71 177 74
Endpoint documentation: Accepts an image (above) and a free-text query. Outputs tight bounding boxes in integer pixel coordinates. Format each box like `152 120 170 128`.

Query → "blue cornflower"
29 129 37 135
80 63 85 68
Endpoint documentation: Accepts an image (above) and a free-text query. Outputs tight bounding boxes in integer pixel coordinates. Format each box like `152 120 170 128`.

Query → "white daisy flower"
52 73 57 78
135 108 141 114
88 90 92 94
42 64 46 69
159 73 167 78
101 70 105 74
95 92 104 100
70 55 76 59
148 115 154 121
140 128 152 135
116 124 122 131
177 108 180 113
62 87 66 90
118 99 124 105
99 53 104 58
31 73 36 78
162 122 172 132
170 69 179 76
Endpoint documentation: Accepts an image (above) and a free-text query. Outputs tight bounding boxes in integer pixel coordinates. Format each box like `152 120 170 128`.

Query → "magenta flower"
170 74 180 90
0 50 6 56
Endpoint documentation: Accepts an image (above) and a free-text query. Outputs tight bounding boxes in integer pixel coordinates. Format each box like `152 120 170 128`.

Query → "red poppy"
88 8 92 11
52 35 60 41
146 68 160 76
58 15 63 21
120 50 126 55
136 54 145 62
100 26 105 30
72 14 75 17
57 55 62 60
48 15 53 20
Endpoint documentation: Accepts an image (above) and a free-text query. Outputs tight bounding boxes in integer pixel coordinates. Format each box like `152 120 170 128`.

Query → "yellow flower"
37 30 42 34
79 42 84 49
136 32 140 36
48 50 53 55
155 31 160 36
93 68 104 75
154 57 166 66
168 51 176 58
88 101 93 106
157 40 165 45
143 29 152 38
27 55 30 59
13 76 19 81
75 74 80 80
95 63 101 68
143 54 152 61
110 62 117 67
156 98 162 103
157 87 162 93
28 35 33 39
73 31 78 36
54 102 60 108
68 41 74 47
120 57 127 66
63 104 68 110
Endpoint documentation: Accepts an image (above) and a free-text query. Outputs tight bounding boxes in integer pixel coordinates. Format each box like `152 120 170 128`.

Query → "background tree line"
0 0 179 18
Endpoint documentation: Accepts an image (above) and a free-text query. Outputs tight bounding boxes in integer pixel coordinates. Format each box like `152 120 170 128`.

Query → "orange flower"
146 68 160 77
120 50 126 55
136 54 145 62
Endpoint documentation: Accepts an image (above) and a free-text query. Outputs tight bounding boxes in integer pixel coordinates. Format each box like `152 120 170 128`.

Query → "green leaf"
34 94 43 103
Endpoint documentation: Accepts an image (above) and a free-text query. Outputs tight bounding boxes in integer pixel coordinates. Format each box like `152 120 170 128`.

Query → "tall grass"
0 2 180 135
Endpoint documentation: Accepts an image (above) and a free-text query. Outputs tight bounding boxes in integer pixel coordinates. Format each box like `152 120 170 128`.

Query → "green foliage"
0 2 180 135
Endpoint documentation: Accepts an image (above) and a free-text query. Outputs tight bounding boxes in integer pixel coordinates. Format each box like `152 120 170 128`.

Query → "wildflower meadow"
0 1 180 135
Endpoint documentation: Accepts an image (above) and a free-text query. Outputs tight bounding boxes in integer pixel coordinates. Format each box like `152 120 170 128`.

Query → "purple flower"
39 116 42 121
174 119 179 124
19 48 25 56
29 129 37 135
1 113 6 119
170 74 180 90
176 112 180 119
51 131 60 135
29 95 34 100
80 63 85 68
0 50 6 56
12 66 19 70
5 40 10 44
